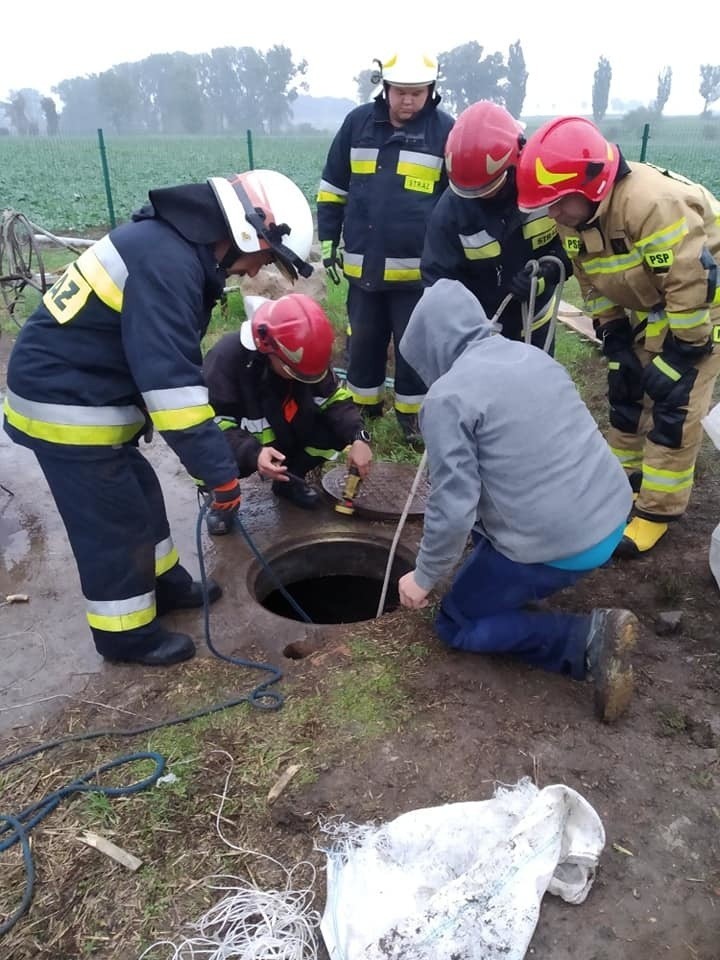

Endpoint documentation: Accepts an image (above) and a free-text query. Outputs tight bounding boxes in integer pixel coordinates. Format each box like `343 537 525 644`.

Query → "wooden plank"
78 831 143 871
267 764 302 804
557 300 600 345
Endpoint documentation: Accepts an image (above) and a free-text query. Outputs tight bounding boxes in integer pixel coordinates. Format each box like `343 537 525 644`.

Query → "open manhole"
250 536 415 625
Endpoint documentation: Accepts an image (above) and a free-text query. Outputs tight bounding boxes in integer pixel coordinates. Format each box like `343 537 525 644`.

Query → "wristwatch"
353 428 371 444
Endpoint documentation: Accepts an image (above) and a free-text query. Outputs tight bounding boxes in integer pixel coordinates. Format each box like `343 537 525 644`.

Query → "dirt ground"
1 329 720 959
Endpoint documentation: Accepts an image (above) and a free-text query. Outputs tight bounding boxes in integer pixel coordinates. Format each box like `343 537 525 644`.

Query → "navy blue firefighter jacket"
3 183 238 489
317 92 454 292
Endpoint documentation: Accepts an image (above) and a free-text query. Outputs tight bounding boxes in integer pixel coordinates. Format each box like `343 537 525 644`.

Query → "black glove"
642 332 713 403
509 261 562 301
321 240 343 286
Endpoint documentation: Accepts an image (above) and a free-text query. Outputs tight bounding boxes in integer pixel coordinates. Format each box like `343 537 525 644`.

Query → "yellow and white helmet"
379 50 439 87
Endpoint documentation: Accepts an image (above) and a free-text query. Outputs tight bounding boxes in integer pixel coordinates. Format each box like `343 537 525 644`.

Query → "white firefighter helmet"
380 50 439 87
207 169 314 281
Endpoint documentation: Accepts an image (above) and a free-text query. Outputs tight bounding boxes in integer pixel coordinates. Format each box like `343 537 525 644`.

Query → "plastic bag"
320 779 605 960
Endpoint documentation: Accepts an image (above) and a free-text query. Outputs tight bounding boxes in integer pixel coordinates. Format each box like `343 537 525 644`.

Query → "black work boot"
272 478 322 510
395 412 424 447
104 628 196 666
585 608 639 723
156 577 222 616
358 401 384 419
206 508 235 537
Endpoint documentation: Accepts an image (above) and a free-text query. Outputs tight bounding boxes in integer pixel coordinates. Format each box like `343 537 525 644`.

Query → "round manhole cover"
322 461 429 520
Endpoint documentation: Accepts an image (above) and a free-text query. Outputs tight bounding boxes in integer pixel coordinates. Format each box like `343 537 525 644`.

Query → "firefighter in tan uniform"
516 116 720 556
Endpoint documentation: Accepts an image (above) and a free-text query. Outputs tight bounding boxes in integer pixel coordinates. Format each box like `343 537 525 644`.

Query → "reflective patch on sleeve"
564 236 581 257
644 249 674 270
42 263 92 323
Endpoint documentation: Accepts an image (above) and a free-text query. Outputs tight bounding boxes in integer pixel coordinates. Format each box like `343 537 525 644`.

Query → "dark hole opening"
252 538 414 624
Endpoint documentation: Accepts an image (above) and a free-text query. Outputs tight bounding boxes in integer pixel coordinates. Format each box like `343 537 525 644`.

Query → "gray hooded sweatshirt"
399 279 632 591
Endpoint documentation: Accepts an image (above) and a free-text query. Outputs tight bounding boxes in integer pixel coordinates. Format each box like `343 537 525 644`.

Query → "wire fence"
1 116 719 236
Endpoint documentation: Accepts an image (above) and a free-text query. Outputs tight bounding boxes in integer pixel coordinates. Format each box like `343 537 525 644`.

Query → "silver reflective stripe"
347 381 384 397
350 148 379 162
155 536 174 562
86 590 155 617
460 230 495 249
398 150 443 170
395 393 425 405
343 253 364 267
240 416 271 433
385 257 422 270
93 235 129 289
318 178 348 197
6 388 142 426
142 385 209 411
522 209 551 223
312 396 327 406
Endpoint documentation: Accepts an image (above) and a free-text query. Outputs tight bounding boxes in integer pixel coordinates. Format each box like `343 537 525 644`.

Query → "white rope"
138 751 321 960
375 448 428 618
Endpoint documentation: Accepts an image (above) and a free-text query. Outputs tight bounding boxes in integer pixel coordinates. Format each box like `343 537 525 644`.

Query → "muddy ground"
1 329 720 959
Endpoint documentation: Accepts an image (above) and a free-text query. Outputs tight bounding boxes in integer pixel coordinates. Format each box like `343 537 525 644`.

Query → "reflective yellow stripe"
666 308 710 330
319 386 353 409
642 463 694 492
350 160 377 174
463 241 501 260
347 383 384 403
86 592 156 632
634 216 687 253
384 268 422 281
653 356 681 381
583 249 643 275
396 161 441 182
3 396 142 445
610 446 643 469
150 404 215 431
344 262 362 278
317 190 348 204
305 445 338 460
155 537 179 577
394 396 423 414
76 246 124 312
522 216 557 240
585 295 617 314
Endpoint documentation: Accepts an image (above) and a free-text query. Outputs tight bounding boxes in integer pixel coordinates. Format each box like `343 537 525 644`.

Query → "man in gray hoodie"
398 279 639 722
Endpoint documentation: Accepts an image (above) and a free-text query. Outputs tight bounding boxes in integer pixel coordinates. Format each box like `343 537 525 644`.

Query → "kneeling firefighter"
3 169 313 666
202 292 373 533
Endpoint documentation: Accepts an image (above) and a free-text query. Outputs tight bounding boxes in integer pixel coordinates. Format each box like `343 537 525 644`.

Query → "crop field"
1 116 718 235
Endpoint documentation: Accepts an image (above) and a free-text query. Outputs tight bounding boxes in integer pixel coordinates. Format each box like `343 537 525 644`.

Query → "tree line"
2 42 720 137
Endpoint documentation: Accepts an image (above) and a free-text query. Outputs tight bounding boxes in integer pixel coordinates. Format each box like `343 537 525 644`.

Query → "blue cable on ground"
0 498 312 937
0 752 165 937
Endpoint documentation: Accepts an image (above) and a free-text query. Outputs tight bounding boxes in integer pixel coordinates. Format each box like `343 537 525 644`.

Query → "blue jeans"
435 536 593 679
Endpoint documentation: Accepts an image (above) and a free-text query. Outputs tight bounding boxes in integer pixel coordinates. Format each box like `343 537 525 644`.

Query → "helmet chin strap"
219 242 242 270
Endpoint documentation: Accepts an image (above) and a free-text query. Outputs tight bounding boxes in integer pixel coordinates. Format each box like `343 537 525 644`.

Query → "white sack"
321 779 605 960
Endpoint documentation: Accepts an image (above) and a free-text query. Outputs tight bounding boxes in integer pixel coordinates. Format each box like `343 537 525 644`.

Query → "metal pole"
640 122 651 163
246 129 255 170
96 128 116 228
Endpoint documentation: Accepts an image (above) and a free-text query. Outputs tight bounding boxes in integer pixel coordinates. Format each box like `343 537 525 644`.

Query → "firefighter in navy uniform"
517 116 720 556
3 169 314 665
317 50 454 442
202 292 373 534
421 100 570 350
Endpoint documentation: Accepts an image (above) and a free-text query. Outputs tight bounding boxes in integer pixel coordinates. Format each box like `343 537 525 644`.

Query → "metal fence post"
96 128 117 228
246 129 255 170
640 123 651 162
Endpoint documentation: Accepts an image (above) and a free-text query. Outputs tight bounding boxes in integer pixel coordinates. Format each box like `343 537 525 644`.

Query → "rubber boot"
614 516 668 558
356 401 384 420
156 577 222 616
103 627 196 666
395 411 424 447
584 608 638 723
272 478 322 509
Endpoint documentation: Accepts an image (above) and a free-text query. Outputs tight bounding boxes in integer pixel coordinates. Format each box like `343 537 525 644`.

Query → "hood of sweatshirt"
399 279 499 387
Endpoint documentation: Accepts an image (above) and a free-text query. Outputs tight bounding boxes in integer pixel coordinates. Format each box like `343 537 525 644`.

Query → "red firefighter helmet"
240 293 334 383
445 101 525 198
516 116 620 210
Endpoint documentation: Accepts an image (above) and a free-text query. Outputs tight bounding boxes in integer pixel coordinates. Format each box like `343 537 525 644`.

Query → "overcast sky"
2 1 713 116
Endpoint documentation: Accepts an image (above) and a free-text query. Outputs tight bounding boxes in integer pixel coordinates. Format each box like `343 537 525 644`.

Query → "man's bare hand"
347 440 373 479
257 446 288 481
398 571 430 609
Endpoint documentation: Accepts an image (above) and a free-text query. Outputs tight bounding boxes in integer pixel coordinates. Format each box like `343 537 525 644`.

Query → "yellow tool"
334 465 361 515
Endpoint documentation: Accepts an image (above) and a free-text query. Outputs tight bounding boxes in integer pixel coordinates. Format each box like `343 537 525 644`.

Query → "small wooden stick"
267 764 302 804
78 831 143 871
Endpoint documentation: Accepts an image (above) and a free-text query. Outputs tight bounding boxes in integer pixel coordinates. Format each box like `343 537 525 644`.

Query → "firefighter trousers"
434 535 592 679
35 444 193 659
345 286 427 414
607 342 720 520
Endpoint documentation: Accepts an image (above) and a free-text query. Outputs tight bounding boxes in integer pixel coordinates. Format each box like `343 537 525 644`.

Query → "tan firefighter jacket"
559 159 720 352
